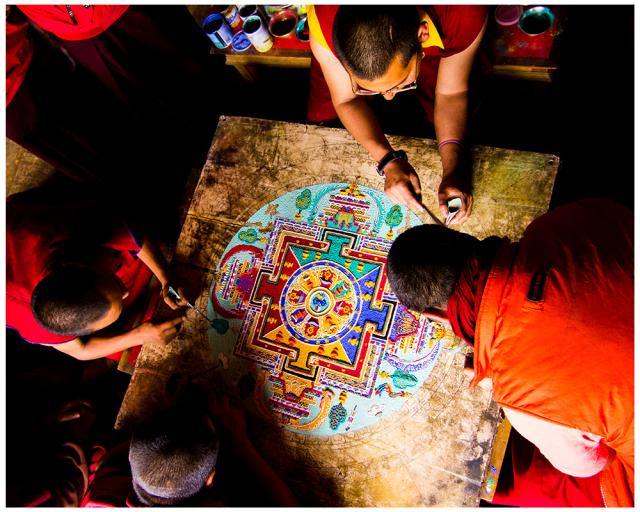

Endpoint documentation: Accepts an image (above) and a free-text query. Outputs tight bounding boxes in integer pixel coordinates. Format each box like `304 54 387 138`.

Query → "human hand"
54 399 96 424
134 317 183 347
162 284 189 310
383 159 423 213
43 400 97 443
438 172 473 225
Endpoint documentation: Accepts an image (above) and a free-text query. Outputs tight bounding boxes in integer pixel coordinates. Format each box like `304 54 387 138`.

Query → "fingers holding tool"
164 284 189 309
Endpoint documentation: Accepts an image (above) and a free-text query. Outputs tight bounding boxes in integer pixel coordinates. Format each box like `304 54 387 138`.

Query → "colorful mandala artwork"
207 183 446 436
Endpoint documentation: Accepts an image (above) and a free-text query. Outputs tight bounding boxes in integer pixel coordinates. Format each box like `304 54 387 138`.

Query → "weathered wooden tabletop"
117 116 558 506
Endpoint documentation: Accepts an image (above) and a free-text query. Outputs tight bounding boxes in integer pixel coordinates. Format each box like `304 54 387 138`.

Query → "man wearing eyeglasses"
308 6 487 223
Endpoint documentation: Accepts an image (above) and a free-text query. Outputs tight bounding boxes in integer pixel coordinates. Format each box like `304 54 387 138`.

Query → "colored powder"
204 17 223 34
520 11 552 35
272 17 296 36
244 18 260 34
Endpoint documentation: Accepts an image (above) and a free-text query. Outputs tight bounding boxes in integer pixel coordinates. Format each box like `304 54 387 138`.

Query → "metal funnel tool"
168 286 213 323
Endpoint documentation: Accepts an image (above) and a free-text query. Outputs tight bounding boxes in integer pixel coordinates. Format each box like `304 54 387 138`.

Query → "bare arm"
434 17 487 223
50 317 183 361
136 236 187 309
136 236 170 286
310 37 391 160
310 36 423 211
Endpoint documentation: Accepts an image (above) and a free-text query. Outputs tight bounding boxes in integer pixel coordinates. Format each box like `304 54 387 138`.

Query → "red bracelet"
438 138 464 150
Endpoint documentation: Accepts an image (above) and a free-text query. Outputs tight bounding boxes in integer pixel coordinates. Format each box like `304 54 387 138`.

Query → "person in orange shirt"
386 199 633 507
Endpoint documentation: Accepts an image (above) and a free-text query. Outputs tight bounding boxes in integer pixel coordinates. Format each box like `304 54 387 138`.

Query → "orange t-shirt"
473 199 634 507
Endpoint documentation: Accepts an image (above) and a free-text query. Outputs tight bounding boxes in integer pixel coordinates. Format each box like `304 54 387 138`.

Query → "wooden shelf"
212 46 311 81
491 63 556 82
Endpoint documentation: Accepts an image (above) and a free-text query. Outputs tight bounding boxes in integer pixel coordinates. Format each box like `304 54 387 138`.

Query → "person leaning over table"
386 199 633 507
6 185 189 362
16 4 219 173
6 6 144 186
81 393 299 506
307 5 487 222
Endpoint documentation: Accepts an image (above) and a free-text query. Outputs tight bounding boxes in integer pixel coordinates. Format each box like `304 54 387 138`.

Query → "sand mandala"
207 183 446 435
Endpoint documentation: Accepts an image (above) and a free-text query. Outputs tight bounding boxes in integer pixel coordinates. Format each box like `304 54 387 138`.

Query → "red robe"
6 17 32 107
6 188 157 360
16 5 128 40
307 5 487 122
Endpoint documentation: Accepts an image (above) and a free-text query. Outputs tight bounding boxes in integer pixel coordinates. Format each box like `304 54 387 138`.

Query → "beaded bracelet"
438 138 464 151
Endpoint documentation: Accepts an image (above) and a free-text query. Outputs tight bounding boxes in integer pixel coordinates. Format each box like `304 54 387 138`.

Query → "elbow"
65 350 95 361
60 344 95 361
545 448 615 478
552 464 605 478
68 350 94 361
435 89 469 102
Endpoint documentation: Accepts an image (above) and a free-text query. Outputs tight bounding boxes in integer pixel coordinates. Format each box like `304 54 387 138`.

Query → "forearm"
136 237 170 285
53 330 141 361
434 90 468 176
335 98 393 161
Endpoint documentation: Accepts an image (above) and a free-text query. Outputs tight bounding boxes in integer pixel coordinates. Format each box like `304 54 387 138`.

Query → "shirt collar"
421 13 444 50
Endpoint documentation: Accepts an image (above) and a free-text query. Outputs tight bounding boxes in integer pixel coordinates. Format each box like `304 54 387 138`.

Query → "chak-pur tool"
168 286 213 323
445 197 463 226
419 202 445 226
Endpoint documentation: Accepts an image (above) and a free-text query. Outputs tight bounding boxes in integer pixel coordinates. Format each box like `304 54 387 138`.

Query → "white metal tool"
168 286 212 323
445 197 462 226
419 202 445 226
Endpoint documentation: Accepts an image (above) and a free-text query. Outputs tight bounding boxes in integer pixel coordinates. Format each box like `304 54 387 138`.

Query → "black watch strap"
376 150 407 176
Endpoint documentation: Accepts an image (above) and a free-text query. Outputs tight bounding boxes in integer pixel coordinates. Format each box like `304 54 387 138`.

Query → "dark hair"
31 266 114 336
387 225 479 312
129 404 219 506
333 6 422 80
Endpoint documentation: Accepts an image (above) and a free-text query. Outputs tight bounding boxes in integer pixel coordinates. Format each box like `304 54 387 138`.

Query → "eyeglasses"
351 52 422 96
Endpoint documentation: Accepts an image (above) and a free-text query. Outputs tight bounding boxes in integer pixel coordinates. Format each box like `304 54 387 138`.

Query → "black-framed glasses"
351 51 423 96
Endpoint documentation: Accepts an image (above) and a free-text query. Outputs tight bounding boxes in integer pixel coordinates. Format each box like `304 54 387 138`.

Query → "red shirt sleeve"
6 18 33 107
16 5 129 41
430 5 488 57
6 299 76 345
313 5 340 56
6 190 145 345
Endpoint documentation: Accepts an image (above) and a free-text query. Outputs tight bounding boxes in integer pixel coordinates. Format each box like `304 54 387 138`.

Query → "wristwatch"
376 150 408 176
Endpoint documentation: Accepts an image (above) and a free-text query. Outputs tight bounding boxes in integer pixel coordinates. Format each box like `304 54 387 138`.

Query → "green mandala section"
208 183 446 436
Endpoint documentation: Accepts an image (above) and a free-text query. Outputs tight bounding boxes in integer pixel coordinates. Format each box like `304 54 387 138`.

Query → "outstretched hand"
135 317 183 347
383 159 424 213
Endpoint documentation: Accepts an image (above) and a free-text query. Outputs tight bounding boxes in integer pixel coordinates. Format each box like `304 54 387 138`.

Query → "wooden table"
117 116 558 506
